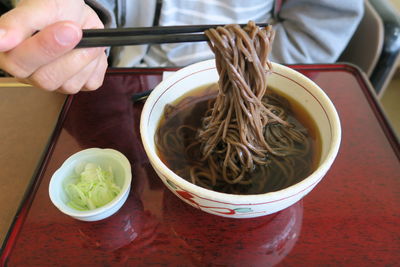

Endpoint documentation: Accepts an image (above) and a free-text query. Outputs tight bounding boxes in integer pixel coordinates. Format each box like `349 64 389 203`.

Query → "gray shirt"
87 0 365 67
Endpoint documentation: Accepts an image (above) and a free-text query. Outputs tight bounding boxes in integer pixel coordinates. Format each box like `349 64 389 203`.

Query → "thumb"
0 1 84 52
1 21 83 80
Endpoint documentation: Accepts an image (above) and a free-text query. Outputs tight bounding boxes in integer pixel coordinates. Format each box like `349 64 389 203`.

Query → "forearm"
270 0 364 64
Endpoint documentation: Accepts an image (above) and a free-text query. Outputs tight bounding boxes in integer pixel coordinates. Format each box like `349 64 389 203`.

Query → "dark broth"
155 84 321 194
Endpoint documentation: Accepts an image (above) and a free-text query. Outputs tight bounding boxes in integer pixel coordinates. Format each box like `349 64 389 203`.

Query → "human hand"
0 0 108 94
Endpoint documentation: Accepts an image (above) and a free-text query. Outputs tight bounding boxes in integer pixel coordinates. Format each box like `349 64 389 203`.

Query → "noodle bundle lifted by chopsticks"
192 21 310 190
155 21 312 194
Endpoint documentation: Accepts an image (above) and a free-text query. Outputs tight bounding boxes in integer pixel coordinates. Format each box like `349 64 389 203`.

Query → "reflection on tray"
162 192 303 266
74 178 303 266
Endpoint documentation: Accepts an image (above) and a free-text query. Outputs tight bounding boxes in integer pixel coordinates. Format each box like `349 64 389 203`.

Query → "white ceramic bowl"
49 148 132 221
140 59 341 218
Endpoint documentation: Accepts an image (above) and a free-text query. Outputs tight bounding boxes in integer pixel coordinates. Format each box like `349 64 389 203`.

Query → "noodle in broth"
155 21 317 194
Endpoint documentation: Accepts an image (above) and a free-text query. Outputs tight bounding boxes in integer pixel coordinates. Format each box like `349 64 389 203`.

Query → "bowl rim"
48 148 132 218
140 59 341 204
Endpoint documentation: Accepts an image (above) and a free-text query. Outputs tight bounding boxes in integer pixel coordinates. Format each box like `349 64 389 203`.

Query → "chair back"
339 0 384 77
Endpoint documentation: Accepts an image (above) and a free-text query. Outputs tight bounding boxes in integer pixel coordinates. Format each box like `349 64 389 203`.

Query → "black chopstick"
82 23 269 37
77 23 269 48
131 89 153 103
77 33 207 48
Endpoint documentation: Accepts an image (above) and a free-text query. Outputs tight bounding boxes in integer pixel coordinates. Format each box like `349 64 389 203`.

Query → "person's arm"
270 0 364 64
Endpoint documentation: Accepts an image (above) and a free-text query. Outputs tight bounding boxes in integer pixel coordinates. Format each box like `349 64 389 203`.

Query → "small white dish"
49 148 132 221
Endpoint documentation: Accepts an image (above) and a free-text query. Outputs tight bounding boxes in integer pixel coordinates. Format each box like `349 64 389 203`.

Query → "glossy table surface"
1 64 399 266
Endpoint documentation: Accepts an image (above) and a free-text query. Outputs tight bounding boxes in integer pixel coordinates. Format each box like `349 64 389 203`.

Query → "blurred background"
381 0 400 136
337 0 399 137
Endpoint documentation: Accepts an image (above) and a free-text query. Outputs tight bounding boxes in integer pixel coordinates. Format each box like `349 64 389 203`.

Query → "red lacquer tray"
1 64 399 266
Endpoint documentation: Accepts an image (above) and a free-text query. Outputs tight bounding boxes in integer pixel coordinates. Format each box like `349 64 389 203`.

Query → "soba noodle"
155 21 312 194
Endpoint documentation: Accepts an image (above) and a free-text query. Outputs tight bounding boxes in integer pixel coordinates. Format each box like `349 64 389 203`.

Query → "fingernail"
54 23 80 46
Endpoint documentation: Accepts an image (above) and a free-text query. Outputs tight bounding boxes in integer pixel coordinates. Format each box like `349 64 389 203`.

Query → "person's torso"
113 0 276 67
